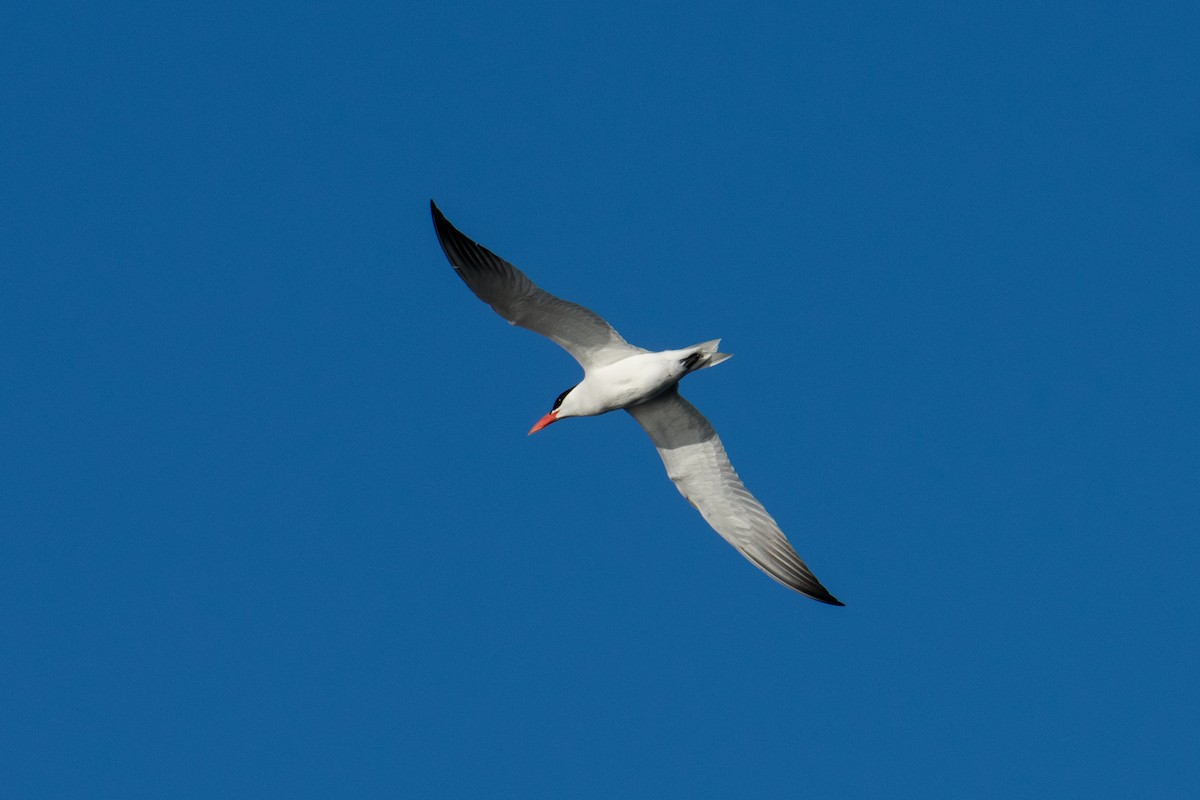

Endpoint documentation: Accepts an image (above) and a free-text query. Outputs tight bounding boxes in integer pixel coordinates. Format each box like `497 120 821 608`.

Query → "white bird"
431 201 843 605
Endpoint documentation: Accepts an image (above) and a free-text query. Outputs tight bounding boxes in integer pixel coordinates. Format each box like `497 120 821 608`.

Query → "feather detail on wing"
431 202 644 370
627 390 843 605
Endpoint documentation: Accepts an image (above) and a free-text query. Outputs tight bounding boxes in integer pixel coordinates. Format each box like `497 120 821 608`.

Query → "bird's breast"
580 353 685 414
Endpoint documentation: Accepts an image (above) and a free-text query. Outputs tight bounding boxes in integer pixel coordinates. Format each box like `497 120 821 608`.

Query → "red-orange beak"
528 411 559 435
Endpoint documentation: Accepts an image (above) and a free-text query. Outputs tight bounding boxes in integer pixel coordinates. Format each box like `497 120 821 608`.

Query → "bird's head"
528 385 578 434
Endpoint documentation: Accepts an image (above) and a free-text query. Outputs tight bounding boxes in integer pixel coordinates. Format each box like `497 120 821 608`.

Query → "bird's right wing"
431 202 644 370
627 390 843 605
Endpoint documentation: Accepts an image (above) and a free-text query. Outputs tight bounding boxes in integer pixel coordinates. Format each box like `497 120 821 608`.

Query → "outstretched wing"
627 390 843 605
431 201 644 370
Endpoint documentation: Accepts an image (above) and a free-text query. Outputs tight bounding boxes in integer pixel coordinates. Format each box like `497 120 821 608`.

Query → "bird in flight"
431 201 843 605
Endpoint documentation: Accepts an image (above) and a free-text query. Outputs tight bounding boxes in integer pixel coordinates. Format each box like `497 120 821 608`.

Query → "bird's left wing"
431 201 644 370
627 390 843 604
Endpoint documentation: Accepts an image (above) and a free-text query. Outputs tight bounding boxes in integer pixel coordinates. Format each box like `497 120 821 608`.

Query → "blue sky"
3 1 1198 797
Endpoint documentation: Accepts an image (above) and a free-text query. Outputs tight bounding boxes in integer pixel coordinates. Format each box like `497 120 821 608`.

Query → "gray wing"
627 390 843 605
431 201 644 370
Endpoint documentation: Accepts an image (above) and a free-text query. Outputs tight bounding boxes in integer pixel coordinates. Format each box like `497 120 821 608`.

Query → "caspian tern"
431 201 843 605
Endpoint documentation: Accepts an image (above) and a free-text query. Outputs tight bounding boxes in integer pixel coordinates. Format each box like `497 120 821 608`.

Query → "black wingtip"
429 201 460 250
430 200 467 243
805 584 845 606
809 591 845 606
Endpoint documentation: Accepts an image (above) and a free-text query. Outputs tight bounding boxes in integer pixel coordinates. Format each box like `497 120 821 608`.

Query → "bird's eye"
552 388 572 411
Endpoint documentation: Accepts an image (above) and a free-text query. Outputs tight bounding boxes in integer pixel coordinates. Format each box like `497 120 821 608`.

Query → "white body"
560 344 727 418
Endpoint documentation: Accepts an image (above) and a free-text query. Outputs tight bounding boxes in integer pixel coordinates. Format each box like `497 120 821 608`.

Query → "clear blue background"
3 2 1198 797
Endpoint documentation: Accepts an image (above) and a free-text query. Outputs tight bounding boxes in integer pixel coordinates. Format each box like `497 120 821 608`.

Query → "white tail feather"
687 339 733 370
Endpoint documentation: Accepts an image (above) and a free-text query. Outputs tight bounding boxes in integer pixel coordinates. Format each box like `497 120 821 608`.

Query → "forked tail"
682 338 733 372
